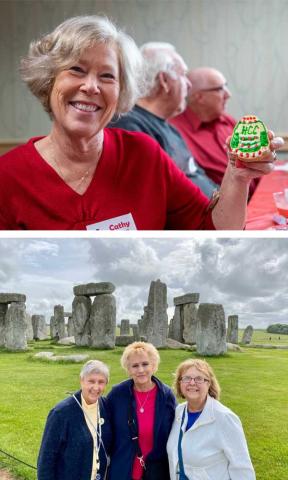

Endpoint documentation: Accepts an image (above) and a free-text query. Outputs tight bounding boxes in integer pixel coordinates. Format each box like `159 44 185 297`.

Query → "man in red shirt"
170 67 236 186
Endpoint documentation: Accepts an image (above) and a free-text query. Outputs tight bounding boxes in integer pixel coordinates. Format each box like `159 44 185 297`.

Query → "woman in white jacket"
167 359 256 480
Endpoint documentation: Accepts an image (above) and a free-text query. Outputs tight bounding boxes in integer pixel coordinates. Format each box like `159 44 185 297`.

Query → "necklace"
134 388 152 413
49 139 102 191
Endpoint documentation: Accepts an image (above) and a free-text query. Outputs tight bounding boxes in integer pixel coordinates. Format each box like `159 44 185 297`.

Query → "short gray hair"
20 15 144 114
140 42 179 97
80 359 110 382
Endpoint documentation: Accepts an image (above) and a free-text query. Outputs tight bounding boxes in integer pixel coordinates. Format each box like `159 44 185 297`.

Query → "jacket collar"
182 394 215 431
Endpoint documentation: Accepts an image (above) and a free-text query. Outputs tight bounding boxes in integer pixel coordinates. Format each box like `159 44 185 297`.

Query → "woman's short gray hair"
80 359 110 383
140 42 179 97
20 15 144 114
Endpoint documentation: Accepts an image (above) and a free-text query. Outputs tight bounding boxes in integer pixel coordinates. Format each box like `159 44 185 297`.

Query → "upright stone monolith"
90 294 116 348
67 315 74 337
72 296 92 346
54 305 66 340
31 314 47 340
168 306 183 343
0 304 8 347
5 302 27 350
50 315 58 339
227 315 239 344
241 325 253 344
196 303 227 356
120 319 130 335
25 313 33 341
182 303 198 344
144 280 168 347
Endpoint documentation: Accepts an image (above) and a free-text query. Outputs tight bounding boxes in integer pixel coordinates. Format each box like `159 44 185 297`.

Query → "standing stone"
132 324 140 341
196 304 227 356
54 305 66 340
67 315 74 337
168 306 183 343
241 325 254 344
25 313 33 341
227 315 239 344
145 280 168 348
90 294 116 348
31 314 47 340
138 307 149 338
72 296 92 346
120 319 130 335
50 316 58 339
183 303 198 344
5 302 27 350
0 303 8 347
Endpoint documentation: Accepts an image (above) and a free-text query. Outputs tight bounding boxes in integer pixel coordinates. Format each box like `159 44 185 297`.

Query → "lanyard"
177 406 189 480
70 393 110 480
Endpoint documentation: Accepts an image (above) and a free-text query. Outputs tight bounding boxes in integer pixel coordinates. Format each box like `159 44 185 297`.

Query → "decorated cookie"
230 115 270 161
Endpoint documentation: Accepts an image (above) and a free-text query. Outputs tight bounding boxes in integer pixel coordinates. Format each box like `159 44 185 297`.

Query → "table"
246 165 288 230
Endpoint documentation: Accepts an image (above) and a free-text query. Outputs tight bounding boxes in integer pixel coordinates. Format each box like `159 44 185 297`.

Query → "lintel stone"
174 293 200 306
73 282 115 296
0 293 26 304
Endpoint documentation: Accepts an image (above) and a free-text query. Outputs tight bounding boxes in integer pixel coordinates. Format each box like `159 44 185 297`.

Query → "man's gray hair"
140 42 179 97
20 15 144 115
80 359 110 382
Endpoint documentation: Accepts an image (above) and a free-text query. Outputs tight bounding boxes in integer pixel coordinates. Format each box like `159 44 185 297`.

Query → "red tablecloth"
246 166 288 230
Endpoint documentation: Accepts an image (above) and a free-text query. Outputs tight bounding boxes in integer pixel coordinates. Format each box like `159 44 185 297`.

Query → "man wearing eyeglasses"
169 67 236 186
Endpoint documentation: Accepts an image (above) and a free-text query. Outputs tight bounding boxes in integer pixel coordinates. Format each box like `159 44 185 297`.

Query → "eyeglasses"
180 375 209 384
200 82 228 93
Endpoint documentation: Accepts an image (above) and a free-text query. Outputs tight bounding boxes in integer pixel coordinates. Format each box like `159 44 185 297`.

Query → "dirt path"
0 469 17 479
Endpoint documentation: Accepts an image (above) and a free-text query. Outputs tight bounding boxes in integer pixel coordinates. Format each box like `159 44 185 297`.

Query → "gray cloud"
0 238 287 328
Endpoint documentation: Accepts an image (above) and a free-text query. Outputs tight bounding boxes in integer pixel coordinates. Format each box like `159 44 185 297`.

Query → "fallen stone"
115 335 134 347
166 338 196 350
34 351 54 358
58 336 75 345
226 342 243 352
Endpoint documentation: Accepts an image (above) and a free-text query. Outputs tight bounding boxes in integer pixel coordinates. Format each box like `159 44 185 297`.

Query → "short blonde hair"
173 359 221 400
121 341 160 373
20 15 143 115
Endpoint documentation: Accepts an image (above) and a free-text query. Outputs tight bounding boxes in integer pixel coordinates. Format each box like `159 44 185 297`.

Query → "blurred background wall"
0 0 287 141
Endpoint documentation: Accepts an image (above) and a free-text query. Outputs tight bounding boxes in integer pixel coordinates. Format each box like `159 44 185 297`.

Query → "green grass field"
0 337 287 479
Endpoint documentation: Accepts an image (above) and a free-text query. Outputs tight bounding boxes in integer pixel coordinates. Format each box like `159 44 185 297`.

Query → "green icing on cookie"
230 115 270 161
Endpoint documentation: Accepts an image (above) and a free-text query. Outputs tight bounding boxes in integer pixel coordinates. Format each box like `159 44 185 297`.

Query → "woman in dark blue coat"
37 360 112 480
106 342 176 480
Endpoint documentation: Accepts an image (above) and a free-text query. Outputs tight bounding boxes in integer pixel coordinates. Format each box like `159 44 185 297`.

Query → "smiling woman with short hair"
37 359 112 480
167 359 256 480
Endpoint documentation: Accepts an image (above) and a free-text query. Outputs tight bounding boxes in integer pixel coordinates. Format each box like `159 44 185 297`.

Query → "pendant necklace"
135 389 151 413
49 139 102 190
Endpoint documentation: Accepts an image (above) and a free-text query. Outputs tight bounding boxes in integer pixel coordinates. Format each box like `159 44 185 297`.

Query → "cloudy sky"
0 237 287 328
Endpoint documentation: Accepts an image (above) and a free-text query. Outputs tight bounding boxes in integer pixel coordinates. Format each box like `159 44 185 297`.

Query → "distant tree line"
267 323 288 334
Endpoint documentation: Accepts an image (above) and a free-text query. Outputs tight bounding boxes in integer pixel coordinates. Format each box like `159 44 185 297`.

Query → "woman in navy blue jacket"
106 342 176 480
37 360 112 480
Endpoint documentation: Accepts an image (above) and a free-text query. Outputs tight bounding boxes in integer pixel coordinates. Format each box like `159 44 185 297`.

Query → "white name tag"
86 213 137 231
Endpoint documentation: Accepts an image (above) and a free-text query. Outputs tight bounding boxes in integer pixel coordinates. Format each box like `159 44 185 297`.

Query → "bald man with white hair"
170 67 237 186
